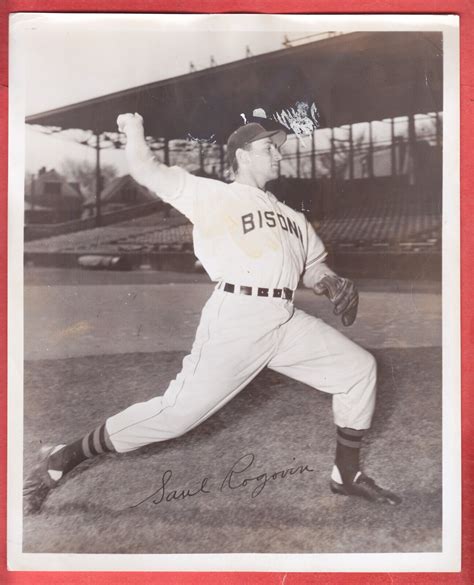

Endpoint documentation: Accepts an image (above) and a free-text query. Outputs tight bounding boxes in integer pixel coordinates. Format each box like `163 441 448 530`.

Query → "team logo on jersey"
241 210 303 241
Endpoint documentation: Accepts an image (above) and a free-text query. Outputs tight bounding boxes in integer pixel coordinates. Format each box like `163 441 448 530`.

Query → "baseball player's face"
246 137 282 187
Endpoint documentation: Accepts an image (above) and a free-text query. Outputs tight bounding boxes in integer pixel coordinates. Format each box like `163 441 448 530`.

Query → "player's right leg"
23 291 285 514
104 291 288 452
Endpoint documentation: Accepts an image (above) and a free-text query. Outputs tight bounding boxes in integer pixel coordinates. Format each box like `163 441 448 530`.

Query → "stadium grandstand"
25 31 442 279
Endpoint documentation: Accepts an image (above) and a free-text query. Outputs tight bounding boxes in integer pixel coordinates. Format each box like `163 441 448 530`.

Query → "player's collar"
230 180 265 193
230 181 278 201
264 190 278 203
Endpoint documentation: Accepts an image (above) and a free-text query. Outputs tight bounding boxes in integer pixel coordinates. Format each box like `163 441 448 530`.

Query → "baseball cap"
226 123 286 167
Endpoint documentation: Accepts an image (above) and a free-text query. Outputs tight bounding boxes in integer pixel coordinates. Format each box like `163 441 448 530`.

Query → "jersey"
145 165 327 291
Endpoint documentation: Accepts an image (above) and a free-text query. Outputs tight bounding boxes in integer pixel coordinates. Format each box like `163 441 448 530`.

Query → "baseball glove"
314 274 359 327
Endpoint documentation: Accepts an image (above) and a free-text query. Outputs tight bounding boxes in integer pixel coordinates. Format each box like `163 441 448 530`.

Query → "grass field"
21 269 442 555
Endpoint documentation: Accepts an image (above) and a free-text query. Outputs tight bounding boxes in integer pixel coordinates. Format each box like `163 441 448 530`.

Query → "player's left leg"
268 308 401 505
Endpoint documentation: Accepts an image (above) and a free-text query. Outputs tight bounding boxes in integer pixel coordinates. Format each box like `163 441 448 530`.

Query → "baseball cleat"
330 472 402 505
23 444 64 515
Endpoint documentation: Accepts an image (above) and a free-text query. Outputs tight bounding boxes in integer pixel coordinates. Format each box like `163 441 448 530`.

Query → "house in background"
82 174 159 217
25 167 84 224
101 174 157 211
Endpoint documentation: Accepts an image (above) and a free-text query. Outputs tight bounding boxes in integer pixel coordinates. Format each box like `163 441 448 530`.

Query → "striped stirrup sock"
334 427 365 485
48 423 115 478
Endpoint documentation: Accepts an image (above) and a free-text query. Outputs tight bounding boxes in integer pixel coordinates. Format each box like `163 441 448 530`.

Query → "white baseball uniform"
106 141 376 453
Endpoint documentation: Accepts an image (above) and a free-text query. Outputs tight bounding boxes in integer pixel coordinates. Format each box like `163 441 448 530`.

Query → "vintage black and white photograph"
8 13 460 572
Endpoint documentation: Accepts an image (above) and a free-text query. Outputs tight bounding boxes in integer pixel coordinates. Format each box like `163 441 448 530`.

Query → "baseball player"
23 114 401 514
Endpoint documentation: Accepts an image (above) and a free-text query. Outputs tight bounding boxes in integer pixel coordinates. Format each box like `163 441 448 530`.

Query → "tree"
60 158 119 198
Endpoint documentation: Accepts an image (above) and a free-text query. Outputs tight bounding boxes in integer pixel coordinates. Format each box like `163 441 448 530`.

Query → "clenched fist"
116 113 145 138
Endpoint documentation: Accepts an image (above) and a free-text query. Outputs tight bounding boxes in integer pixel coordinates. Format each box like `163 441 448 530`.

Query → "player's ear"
235 147 250 168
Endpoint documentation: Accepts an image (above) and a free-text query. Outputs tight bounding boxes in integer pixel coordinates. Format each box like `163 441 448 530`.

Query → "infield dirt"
21 269 442 554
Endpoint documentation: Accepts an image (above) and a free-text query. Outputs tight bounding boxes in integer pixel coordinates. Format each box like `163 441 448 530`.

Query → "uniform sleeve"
125 139 222 223
304 220 327 270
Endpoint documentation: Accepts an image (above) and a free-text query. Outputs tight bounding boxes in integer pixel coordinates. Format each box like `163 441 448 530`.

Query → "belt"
218 282 294 301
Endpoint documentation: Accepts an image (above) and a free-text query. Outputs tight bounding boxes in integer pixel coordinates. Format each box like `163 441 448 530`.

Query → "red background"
1 2 472 583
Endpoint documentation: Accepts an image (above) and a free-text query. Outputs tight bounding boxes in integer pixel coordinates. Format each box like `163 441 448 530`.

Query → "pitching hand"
116 113 145 138
314 274 359 327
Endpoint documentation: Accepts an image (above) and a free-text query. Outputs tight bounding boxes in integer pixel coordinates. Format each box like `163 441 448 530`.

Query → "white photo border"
7 12 461 572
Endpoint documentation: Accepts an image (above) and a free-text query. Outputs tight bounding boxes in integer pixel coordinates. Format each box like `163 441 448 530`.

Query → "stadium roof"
26 31 442 143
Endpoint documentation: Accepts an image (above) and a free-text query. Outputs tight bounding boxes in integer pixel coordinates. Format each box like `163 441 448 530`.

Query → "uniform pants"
106 289 377 453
